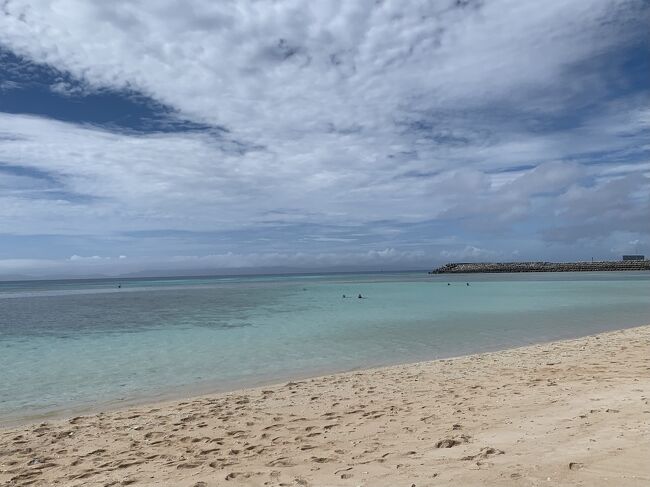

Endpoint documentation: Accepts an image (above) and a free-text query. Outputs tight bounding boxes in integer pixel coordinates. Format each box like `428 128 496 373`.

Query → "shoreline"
3 320 648 429
2 324 650 486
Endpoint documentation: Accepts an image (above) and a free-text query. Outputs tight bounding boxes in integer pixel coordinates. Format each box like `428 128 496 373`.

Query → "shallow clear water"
1 271 650 422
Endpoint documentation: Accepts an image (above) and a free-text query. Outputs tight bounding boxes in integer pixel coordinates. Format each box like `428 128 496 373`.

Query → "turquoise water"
1 271 650 423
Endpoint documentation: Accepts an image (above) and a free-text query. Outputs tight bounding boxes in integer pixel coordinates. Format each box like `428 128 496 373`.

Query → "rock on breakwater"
431 260 650 273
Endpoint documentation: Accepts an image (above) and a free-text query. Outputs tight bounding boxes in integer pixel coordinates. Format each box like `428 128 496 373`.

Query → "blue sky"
0 0 648 278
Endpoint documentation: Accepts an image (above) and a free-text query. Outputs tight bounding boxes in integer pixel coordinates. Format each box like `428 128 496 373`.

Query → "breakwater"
431 260 650 274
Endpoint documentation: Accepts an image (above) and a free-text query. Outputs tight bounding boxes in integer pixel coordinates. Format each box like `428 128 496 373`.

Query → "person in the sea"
342 294 346 298
358 293 363 299
466 282 470 286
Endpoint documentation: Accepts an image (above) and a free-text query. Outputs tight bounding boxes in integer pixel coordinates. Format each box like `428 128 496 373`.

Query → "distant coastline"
431 260 650 273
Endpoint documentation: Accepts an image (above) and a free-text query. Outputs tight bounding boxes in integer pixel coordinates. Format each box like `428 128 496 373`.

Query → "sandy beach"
1 325 649 487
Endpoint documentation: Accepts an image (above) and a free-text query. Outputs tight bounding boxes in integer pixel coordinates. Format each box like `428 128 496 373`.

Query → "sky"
0 0 648 278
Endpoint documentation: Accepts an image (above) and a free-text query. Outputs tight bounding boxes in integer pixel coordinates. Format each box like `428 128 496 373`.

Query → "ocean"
1 271 650 423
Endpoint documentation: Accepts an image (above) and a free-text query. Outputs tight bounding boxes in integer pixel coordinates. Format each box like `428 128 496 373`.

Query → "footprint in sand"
435 435 471 448
225 471 251 480
266 457 294 467
461 447 505 460
311 456 335 463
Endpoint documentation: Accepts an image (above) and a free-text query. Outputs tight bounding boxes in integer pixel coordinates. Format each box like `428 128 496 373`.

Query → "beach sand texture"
1 325 649 487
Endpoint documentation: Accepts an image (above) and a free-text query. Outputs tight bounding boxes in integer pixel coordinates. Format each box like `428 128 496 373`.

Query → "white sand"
2 325 650 486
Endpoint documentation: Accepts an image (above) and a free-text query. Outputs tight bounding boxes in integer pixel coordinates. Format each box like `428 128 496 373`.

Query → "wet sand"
1 325 649 486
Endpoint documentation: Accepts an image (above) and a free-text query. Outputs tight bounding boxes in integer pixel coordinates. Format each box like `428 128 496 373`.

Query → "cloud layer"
0 0 648 277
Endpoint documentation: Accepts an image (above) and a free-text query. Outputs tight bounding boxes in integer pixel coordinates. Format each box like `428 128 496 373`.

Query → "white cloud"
49 80 88 97
0 247 429 277
0 79 21 91
69 254 108 262
2 1 642 130
440 245 499 261
0 0 648 272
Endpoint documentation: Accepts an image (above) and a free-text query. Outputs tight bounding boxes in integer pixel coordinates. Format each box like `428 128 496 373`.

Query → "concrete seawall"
431 260 650 274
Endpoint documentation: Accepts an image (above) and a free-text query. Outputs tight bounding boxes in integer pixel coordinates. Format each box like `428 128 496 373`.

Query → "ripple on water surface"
1 271 650 421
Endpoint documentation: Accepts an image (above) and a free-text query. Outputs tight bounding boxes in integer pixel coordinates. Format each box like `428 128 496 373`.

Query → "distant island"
431 259 650 274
